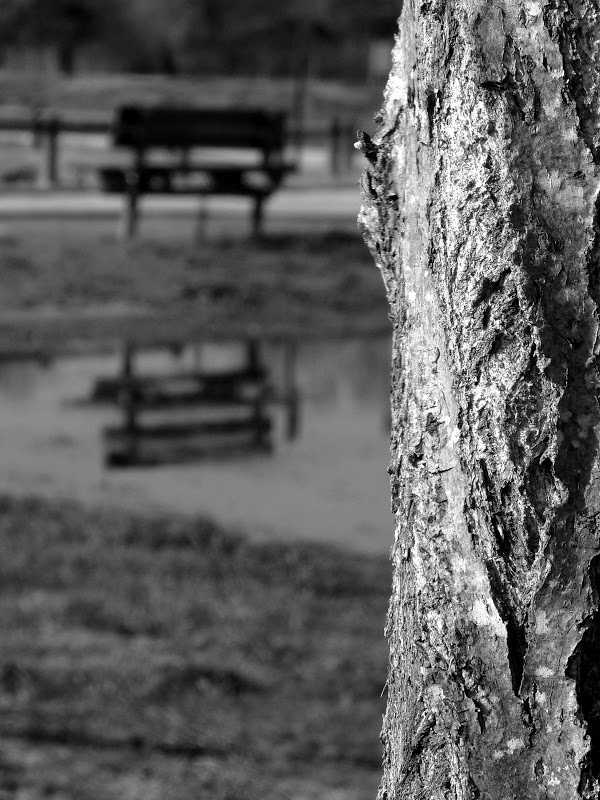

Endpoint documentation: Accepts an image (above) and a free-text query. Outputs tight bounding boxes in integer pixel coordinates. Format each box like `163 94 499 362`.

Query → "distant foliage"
0 0 136 73
0 0 399 77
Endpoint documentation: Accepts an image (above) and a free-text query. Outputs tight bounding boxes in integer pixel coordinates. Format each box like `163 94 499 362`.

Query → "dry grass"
0 495 390 800
0 230 387 338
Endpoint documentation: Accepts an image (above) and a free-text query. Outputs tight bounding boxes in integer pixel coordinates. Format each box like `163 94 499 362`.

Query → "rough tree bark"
359 1 600 798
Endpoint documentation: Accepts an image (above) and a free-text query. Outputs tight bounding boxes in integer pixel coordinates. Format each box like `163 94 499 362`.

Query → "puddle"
0 337 394 554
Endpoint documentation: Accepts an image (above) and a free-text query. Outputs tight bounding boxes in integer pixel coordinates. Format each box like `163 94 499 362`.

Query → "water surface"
0 337 393 554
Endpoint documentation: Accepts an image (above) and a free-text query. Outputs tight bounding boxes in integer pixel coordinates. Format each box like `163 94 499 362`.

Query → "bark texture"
359 1 600 797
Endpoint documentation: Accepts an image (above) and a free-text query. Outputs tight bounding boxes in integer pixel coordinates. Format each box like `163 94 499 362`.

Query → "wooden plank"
99 165 295 195
102 416 272 467
99 366 266 386
103 437 272 468
113 107 287 151
103 416 271 440
98 389 265 410
91 367 267 404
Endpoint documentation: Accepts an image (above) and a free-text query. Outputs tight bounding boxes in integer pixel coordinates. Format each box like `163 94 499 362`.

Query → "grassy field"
0 230 376 309
0 72 380 128
0 229 387 342
0 494 389 800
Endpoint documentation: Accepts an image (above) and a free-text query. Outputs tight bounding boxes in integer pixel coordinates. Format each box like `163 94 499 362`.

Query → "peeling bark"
359 1 600 798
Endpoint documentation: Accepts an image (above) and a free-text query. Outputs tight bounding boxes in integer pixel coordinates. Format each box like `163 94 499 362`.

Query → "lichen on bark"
359 1 600 798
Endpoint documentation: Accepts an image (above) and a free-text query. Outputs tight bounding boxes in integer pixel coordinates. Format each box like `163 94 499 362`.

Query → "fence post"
45 116 60 187
330 117 341 175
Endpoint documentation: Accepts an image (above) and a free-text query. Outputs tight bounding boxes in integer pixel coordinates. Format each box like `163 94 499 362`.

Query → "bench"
94 341 300 467
99 106 296 237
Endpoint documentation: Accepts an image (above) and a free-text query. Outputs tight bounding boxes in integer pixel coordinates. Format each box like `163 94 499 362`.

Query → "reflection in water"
0 337 393 553
0 339 391 420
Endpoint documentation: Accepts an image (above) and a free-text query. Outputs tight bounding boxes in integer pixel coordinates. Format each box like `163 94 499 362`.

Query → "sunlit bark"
360 1 600 797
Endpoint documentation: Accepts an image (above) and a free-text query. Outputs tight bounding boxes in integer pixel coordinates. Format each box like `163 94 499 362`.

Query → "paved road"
0 186 363 222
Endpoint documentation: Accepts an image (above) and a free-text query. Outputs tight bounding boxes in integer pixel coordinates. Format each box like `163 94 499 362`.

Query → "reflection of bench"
100 342 272 467
99 106 296 237
95 341 301 468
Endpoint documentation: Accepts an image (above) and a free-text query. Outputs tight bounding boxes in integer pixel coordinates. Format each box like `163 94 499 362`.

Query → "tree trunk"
359 1 600 798
57 41 76 75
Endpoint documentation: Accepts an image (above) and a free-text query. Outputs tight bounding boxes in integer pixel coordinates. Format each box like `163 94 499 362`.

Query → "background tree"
0 0 401 78
359 0 600 798
0 0 133 74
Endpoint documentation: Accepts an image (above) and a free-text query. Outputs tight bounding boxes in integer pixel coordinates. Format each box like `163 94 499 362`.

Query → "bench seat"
99 163 294 195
